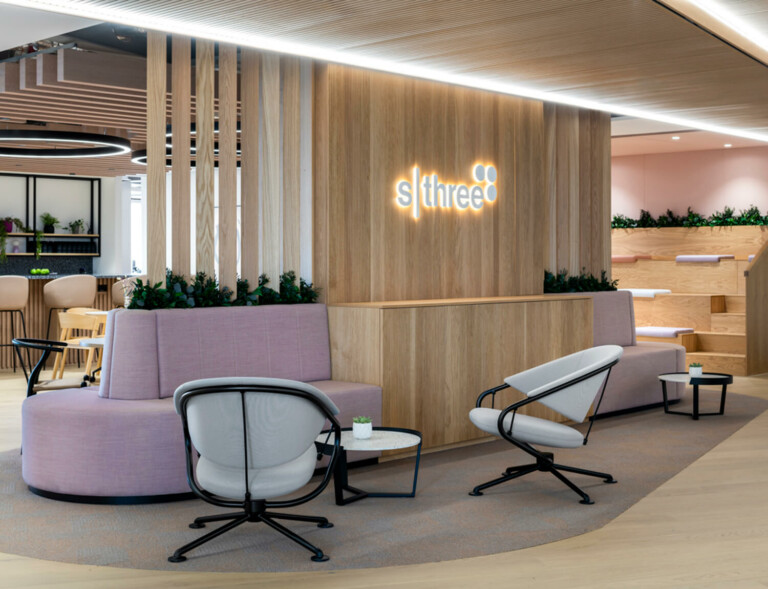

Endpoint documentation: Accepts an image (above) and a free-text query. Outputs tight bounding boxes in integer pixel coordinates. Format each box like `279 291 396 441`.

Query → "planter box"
612 226 768 259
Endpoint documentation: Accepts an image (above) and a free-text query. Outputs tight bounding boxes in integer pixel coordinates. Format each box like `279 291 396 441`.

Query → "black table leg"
719 384 728 415
332 447 369 506
662 380 670 413
693 384 699 420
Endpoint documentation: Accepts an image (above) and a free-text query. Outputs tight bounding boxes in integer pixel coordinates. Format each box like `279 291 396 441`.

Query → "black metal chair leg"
553 463 616 483
263 511 333 528
18 310 30 380
168 514 250 563
189 511 244 529
548 467 593 505
469 464 538 496
504 462 538 476
259 514 329 562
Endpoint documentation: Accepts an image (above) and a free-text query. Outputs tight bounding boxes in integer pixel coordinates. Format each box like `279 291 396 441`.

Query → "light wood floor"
2 371 768 588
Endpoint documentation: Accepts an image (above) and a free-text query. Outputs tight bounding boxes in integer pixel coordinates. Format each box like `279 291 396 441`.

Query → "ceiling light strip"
6 0 768 143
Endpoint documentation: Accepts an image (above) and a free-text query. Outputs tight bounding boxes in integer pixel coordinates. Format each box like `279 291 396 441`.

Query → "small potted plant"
352 416 373 439
40 212 59 233
68 219 85 234
689 362 703 377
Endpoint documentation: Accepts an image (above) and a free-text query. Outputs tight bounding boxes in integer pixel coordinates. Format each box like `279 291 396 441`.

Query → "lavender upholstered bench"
21 305 382 503
675 254 735 263
582 291 686 415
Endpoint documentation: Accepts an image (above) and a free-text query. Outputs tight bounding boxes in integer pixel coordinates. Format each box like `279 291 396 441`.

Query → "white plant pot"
353 422 372 439
689 366 703 377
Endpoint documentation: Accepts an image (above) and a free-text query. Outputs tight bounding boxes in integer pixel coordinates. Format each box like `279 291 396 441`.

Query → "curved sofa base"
28 485 194 505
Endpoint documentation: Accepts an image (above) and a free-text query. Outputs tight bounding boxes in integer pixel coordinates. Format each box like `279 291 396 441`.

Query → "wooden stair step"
725 295 746 313
710 313 746 334
633 293 725 331
685 352 746 376
695 332 746 354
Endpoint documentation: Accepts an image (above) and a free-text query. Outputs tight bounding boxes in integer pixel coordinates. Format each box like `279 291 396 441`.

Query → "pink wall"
612 146 768 218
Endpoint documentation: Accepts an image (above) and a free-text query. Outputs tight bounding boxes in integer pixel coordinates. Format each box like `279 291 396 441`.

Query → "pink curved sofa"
21 305 382 503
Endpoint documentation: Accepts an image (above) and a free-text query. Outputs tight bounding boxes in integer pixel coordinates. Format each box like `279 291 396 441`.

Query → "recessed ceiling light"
7 0 768 144
724 144 733 148
671 136 681 141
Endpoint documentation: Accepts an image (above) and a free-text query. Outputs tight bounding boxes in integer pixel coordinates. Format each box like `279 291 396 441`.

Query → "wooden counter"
328 295 593 452
0 275 121 371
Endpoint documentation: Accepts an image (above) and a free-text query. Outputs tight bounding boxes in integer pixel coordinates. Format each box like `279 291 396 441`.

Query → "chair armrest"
12 338 68 398
475 383 511 408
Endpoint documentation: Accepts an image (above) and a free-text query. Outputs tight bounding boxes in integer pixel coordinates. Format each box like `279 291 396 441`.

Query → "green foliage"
39 212 59 229
0 218 26 263
128 270 315 310
682 207 708 227
709 206 737 226
543 269 618 293
353 416 372 424
1 216 25 231
34 231 43 260
612 205 768 228
67 219 85 234
689 362 702 368
636 209 657 228
258 271 321 304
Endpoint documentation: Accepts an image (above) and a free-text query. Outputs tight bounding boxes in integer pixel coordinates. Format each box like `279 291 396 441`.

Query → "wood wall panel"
544 105 611 279
171 35 191 277
314 64 583 304
612 259 743 294
218 44 238 292
261 54 281 282
146 31 167 285
195 40 215 277
328 296 592 451
282 56 302 274
240 49 260 286
746 241 768 375
612 226 768 259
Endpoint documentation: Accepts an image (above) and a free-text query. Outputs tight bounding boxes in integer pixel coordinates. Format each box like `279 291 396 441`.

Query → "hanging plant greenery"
612 204 768 228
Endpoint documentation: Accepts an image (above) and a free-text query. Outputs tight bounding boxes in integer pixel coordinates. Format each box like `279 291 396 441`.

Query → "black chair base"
469 450 616 505
168 500 333 563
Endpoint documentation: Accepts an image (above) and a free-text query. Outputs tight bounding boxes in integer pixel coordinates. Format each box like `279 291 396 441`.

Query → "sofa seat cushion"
598 342 686 415
636 326 694 338
22 389 188 497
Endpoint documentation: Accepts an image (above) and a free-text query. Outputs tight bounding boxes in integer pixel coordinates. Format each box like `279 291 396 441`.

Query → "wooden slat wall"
282 56 302 274
544 104 611 279
195 40 216 277
146 31 167 285
171 36 192 277
0 277 119 370
261 54 281 282
239 49 260 286
315 64 588 304
218 43 238 292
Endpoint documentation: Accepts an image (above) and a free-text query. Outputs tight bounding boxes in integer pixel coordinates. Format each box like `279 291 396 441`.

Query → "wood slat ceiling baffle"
44 0 768 135
0 48 241 176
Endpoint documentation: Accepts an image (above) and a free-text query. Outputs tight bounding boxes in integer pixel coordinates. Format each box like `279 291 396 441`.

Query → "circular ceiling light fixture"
0 130 131 158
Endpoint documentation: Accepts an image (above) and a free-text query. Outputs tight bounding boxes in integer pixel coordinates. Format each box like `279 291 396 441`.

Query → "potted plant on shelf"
68 219 85 234
352 416 373 439
40 212 59 234
689 362 703 377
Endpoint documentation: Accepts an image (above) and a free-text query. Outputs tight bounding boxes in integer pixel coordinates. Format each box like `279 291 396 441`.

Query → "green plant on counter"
128 269 316 310
689 362 702 368
544 269 618 293
67 219 85 234
682 207 708 227
709 206 737 226
610 214 637 229
735 205 767 226
613 204 768 229
655 209 682 228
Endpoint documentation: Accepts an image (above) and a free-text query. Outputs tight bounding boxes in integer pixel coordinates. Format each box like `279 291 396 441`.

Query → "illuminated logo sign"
395 164 497 220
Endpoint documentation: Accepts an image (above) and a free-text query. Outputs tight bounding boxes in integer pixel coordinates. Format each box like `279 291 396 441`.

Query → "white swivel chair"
468 345 623 505
169 377 342 563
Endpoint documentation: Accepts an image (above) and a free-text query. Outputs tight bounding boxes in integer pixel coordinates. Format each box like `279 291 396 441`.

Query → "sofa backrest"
590 291 636 347
99 305 332 400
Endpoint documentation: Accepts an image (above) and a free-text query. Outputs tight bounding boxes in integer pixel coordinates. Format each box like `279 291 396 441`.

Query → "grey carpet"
1 391 766 573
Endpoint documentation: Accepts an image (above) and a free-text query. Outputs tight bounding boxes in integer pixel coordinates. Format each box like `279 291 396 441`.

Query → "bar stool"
0 275 30 378
43 275 97 340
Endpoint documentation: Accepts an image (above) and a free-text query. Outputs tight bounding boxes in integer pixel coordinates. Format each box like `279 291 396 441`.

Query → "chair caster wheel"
318 521 333 528
468 490 482 496
604 478 617 484
311 553 329 562
168 555 187 563
189 522 205 529
579 498 594 505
